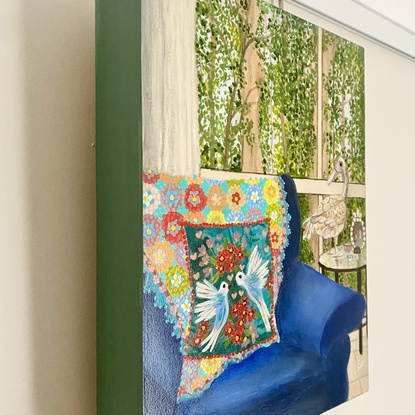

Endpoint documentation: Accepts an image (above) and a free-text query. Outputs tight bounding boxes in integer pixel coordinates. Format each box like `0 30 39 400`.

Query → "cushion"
177 220 278 400
142 168 291 402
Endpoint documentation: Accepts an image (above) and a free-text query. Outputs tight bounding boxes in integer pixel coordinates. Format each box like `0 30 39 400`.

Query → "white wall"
0 1 96 414
1 0 415 414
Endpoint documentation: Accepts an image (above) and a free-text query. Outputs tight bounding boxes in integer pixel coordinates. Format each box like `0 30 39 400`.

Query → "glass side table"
319 246 367 354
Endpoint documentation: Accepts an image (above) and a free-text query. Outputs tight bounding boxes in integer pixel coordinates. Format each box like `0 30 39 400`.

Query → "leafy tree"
196 0 318 175
196 0 261 172
257 2 318 177
195 2 366 280
323 31 365 184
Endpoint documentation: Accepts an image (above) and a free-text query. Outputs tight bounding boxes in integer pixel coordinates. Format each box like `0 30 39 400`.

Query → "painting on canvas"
142 1 367 413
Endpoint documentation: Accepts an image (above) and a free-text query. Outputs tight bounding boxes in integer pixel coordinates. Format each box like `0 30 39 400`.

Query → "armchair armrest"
277 261 366 356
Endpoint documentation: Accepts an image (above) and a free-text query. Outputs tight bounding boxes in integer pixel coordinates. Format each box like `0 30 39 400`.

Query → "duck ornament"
303 156 349 255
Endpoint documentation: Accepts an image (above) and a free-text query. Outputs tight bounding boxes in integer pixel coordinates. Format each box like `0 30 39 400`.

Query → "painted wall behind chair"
1 1 415 415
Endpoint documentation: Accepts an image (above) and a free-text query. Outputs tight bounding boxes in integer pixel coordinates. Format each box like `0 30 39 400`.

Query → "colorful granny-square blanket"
143 168 291 402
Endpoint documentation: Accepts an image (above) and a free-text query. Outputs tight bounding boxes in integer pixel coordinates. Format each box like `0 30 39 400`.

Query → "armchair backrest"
281 174 300 275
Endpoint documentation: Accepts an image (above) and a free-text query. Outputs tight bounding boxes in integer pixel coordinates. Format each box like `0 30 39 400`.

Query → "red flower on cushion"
234 246 245 262
235 317 246 331
192 321 211 349
215 249 234 276
184 184 207 212
162 212 185 244
198 321 210 335
192 333 203 348
142 168 160 184
225 259 237 273
227 244 236 255
231 328 244 345
230 303 242 319
224 322 235 338
246 306 256 322
216 263 225 275
238 306 250 322
230 296 249 319
239 295 249 309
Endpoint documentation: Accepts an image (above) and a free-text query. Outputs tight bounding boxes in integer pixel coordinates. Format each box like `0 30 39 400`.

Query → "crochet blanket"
142 168 291 401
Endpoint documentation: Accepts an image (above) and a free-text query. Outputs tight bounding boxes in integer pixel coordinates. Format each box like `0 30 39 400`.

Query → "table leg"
335 271 339 284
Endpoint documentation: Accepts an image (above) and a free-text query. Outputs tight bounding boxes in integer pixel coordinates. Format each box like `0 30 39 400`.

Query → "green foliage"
257 2 318 177
196 0 251 172
323 32 365 183
196 0 318 175
297 194 315 265
320 32 366 282
195 2 366 271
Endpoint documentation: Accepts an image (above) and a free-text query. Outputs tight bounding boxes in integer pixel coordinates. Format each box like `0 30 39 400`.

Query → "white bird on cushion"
303 156 349 254
235 246 271 332
195 280 229 353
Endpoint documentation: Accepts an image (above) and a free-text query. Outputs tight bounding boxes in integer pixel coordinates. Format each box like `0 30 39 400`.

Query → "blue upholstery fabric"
144 292 182 415
175 342 329 415
277 262 366 356
143 175 366 415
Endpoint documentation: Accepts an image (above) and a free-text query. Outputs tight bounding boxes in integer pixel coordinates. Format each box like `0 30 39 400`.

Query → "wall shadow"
22 1 96 414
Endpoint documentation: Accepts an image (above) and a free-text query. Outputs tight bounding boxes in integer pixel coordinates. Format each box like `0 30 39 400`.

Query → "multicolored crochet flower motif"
165 265 189 298
143 214 161 248
263 179 280 205
207 186 226 211
147 241 173 273
162 211 185 244
161 183 183 211
227 185 246 211
143 183 160 214
142 168 160 184
184 184 207 212
246 184 263 209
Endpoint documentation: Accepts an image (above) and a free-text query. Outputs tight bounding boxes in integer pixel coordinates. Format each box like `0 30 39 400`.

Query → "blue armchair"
144 174 366 415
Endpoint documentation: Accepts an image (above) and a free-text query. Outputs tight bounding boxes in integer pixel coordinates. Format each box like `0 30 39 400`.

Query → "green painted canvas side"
96 0 143 414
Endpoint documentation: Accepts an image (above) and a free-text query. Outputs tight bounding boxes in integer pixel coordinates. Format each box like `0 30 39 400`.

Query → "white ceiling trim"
285 0 415 61
353 0 415 36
